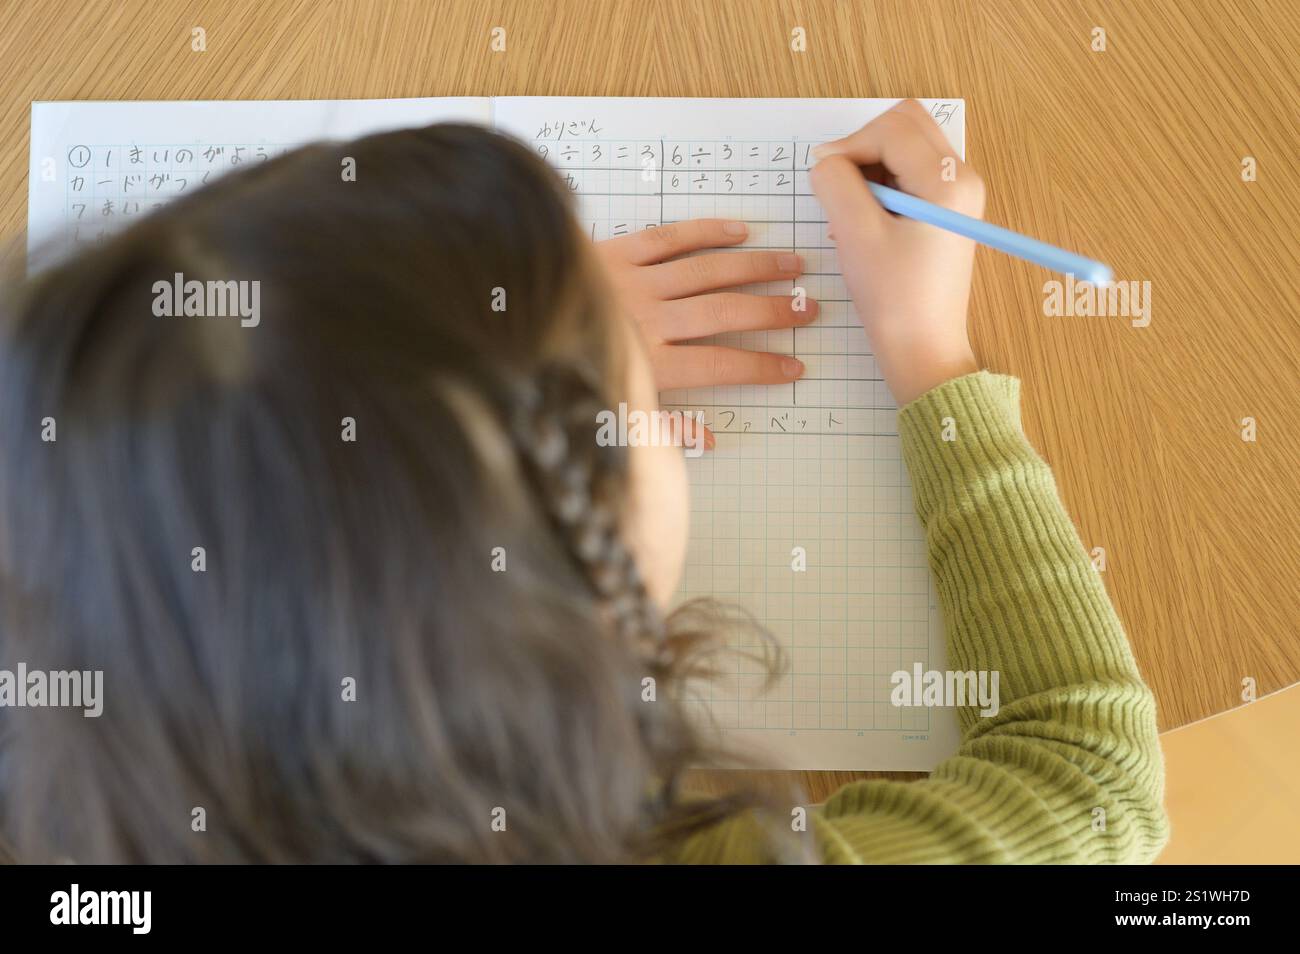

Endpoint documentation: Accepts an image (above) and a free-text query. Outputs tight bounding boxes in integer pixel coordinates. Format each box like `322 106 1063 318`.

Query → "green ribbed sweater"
678 372 1170 864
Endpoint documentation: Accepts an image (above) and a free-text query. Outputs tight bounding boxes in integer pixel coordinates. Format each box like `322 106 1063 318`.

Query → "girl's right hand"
809 99 984 406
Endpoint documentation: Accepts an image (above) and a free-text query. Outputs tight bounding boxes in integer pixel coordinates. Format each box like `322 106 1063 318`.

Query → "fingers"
812 101 948 200
655 345 805 390
652 293 818 342
812 102 952 204
649 250 804 299
809 154 888 244
602 218 750 266
812 100 983 214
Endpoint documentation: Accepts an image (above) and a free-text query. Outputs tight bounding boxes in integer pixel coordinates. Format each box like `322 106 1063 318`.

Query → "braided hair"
510 363 664 653
0 119 801 864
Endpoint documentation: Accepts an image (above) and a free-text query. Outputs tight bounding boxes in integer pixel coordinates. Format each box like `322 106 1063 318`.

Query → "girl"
0 101 1167 863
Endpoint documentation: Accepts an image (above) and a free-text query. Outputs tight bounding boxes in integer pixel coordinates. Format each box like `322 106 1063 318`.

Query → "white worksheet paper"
494 97 964 771
27 98 491 252
28 96 965 770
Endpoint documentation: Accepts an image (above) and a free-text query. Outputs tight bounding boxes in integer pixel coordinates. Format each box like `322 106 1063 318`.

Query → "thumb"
809 154 887 250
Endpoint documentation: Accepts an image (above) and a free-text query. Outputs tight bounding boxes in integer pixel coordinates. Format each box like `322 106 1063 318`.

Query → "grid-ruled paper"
495 98 964 770
27 96 966 771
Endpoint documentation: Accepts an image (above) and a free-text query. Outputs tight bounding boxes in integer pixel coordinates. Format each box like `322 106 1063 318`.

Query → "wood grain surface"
1 0 1296 803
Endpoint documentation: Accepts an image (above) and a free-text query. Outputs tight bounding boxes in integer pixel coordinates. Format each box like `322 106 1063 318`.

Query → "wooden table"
2 0 1296 802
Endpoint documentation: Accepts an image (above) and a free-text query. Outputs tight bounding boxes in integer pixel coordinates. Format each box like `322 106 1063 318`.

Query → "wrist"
886 346 978 406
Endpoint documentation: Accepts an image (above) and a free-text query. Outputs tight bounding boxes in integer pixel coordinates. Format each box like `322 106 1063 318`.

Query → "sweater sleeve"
673 372 1169 864
808 371 1169 863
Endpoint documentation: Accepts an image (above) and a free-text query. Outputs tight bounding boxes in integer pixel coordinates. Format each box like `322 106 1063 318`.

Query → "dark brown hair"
0 124 786 863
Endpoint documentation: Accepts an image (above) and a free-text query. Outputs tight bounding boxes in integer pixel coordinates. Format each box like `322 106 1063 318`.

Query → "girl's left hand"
595 219 817 391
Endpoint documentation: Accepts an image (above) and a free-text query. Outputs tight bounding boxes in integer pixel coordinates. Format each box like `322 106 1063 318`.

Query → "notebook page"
495 97 965 770
27 97 491 256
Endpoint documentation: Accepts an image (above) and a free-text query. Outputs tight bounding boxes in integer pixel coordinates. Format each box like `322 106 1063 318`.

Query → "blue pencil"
866 181 1113 285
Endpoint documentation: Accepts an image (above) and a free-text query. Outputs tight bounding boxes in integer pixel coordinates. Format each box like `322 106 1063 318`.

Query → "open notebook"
28 96 965 771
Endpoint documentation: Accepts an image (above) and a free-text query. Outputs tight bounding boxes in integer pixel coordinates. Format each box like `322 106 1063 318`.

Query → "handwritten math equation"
529 127 907 433
533 134 823 241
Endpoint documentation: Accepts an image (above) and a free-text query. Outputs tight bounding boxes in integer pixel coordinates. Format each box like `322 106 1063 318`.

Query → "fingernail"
777 253 802 273
811 143 832 159
794 299 818 323
782 357 805 378
722 220 748 236
704 430 716 450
